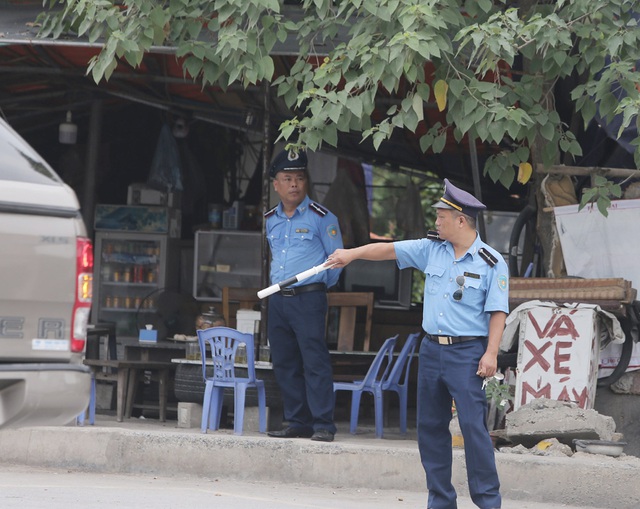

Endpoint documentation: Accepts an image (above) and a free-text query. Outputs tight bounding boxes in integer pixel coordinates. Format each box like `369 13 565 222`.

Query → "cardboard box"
127 183 181 208
236 309 260 334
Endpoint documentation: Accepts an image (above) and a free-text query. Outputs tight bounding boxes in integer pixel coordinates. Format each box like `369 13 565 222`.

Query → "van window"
0 121 61 185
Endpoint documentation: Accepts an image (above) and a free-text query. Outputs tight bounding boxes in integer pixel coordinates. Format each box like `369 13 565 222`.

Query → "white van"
0 116 92 427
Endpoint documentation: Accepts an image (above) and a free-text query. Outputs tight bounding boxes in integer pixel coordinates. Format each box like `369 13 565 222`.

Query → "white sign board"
554 198 640 290
515 307 600 410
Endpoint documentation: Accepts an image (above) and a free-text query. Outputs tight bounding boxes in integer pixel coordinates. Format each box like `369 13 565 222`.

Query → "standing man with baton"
264 148 343 442
327 179 508 509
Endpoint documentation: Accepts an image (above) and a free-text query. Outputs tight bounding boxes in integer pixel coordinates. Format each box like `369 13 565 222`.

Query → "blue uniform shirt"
395 234 509 336
265 195 343 288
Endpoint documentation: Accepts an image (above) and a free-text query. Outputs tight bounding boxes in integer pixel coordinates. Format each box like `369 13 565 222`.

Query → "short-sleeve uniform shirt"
265 195 343 288
394 234 509 336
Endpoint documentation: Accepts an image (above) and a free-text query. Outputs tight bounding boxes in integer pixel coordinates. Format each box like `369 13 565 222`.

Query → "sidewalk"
0 413 639 509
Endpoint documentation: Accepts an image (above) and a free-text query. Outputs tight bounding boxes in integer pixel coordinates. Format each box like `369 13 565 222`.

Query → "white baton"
257 263 334 299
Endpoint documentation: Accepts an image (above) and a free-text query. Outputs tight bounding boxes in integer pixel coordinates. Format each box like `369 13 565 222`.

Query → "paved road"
0 464 607 509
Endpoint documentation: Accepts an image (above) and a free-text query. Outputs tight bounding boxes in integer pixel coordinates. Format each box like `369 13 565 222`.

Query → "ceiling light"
59 110 77 145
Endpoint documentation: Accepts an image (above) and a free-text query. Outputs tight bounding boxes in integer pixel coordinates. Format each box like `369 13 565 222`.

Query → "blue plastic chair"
380 332 420 434
197 326 266 435
76 375 96 426
333 335 398 438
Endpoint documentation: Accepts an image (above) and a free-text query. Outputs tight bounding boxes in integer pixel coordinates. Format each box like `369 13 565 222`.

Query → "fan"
136 289 200 340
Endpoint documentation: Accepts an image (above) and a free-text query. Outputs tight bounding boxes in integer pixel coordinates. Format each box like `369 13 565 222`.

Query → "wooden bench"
83 359 174 422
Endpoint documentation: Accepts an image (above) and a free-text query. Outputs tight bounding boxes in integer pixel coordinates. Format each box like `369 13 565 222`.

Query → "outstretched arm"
327 243 397 269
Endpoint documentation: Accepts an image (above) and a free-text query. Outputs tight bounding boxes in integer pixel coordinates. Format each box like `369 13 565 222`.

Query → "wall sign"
515 307 600 410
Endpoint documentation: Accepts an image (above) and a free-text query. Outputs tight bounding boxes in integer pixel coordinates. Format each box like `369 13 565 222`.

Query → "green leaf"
448 79 464 98
347 96 363 118
599 93 618 122
419 133 432 153
373 131 386 150
477 0 492 13
323 123 338 147
540 121 555 141
280 123 296 141
260 55 275 81
596 196 610 217
432 132 447 153
498 167 515 188
327 104 342 124
412 94 424 122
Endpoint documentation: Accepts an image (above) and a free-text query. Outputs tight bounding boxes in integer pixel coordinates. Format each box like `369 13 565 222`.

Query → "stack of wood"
509 278 637 317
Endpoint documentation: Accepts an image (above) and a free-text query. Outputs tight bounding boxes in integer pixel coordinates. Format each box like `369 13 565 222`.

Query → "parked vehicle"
0 116 92 427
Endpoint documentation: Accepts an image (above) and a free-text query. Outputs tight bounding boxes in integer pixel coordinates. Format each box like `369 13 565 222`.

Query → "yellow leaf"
434 79 448 112
517 162 533 184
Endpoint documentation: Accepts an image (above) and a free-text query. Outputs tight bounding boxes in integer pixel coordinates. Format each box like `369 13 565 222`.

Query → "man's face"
435 209 459 240
273 170 308 207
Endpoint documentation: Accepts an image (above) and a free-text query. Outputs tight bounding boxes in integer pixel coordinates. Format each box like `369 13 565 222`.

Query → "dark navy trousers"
417 337 501 509
267 290 336 434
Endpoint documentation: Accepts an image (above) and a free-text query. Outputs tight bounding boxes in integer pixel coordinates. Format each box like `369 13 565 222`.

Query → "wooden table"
124 340 189 362
83 358 173 422
117 340 188 420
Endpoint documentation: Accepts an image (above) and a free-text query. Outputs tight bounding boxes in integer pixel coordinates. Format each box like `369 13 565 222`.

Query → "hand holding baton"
257 262 334 299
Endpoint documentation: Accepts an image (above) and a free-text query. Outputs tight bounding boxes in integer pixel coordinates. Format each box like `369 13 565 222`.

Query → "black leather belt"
281 283 327 297
425 333 485 345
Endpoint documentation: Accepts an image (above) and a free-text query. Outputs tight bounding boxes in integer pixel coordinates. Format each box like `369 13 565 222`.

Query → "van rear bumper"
0 363 91 428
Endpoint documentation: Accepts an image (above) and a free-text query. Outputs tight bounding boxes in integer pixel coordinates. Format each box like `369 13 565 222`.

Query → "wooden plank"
327 292 374 352
336 307 357 351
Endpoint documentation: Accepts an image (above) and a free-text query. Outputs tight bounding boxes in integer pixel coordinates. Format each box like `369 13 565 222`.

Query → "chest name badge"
296 228 309 233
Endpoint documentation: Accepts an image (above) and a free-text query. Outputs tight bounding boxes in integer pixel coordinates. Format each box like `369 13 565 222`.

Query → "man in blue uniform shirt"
327 178 508 509
264 148 344 442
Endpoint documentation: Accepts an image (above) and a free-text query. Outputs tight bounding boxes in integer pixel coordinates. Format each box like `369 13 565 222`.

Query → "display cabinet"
193 230 262 301
92 231 179 339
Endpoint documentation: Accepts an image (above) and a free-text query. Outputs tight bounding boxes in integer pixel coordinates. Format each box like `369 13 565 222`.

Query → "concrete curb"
1 422 639 508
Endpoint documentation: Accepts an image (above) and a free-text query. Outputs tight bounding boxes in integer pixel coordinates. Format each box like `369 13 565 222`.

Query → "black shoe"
267 426 314 438
310 429 334 442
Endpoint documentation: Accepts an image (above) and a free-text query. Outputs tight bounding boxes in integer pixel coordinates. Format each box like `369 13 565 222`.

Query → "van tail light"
71 237 93 353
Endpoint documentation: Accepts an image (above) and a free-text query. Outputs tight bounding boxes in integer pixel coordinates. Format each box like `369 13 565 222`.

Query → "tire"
173 363 283 408
509 204 537 277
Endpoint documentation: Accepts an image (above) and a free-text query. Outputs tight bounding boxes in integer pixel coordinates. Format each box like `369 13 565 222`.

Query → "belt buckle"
438 336 452 345
281 287 295 297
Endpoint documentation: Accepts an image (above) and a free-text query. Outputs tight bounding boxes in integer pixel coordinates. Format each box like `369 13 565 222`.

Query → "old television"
342 259 413 309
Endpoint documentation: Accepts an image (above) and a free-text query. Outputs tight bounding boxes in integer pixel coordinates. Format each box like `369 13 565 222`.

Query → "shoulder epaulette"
478 247 498 267
309 202 328 217
426 230 443 241
264 206 277 219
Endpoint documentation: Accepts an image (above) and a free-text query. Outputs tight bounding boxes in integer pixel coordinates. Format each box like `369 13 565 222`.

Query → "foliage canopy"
38 0 640 208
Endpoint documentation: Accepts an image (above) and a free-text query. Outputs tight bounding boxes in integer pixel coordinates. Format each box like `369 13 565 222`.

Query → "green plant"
484 376 514 410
